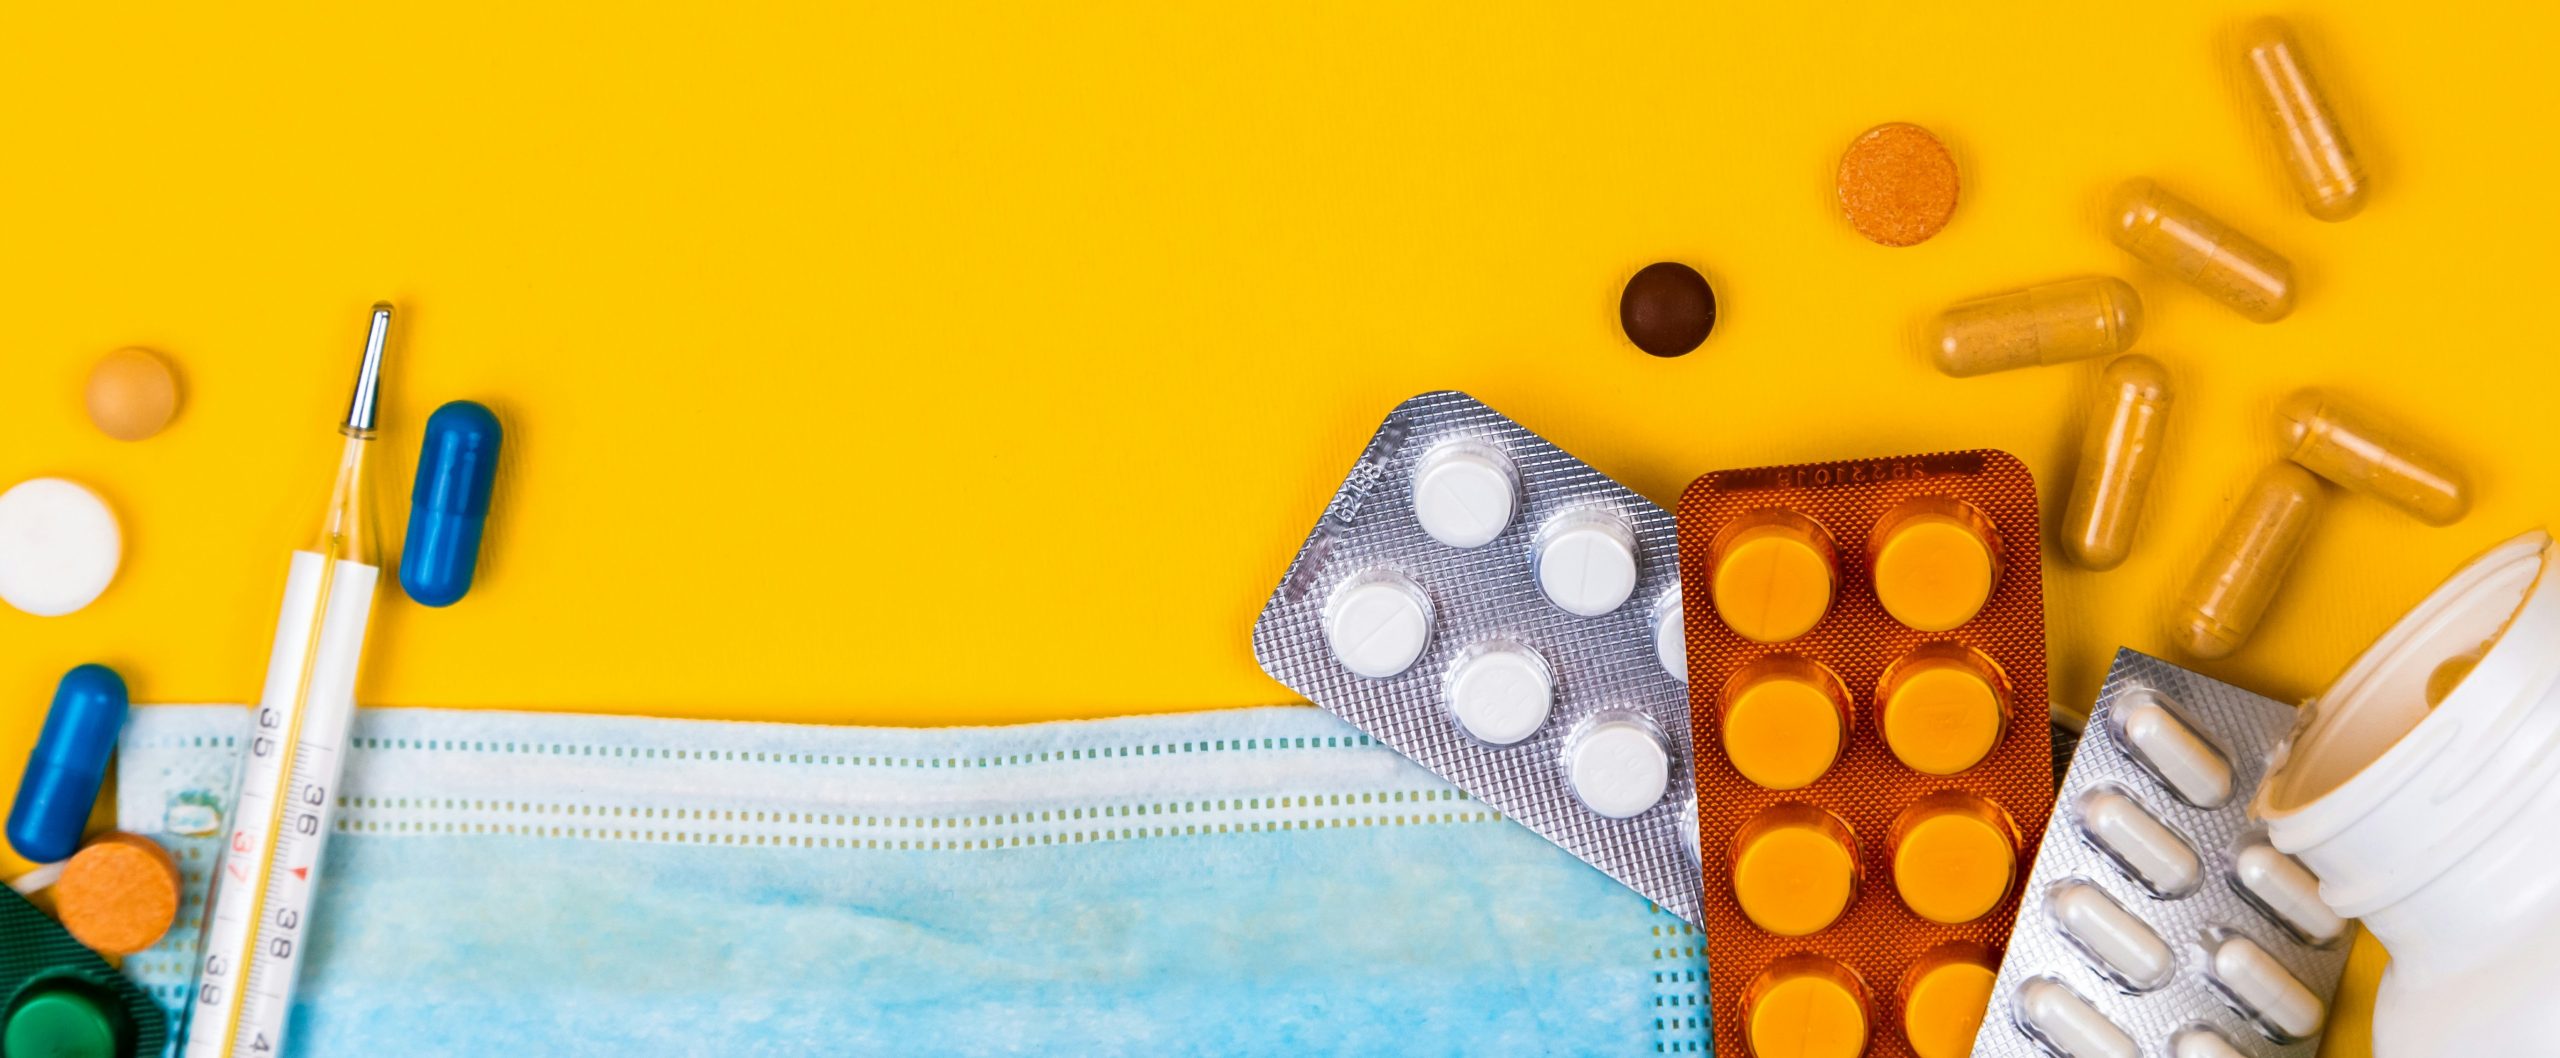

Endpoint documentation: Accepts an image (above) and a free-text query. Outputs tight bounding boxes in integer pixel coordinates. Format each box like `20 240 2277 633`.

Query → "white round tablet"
1411 441 1518 549
1651 584 1688 682
1323 570 1434 679
1442 642 1553 745
1533 509 1639 617
1564 712 1671 818
0 478 122 617
1679 795 1700 862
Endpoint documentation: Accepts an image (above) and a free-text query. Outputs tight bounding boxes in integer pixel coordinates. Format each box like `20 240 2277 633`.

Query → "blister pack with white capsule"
1973 649 2354 1058
1252 390 1700 923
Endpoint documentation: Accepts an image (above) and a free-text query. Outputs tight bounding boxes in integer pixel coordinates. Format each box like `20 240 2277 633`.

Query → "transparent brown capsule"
2107 179 2295 323
2063 356 2174 571
2242 18 2368 222
1930 277 2143 378
2278 388 2471 526
2169 462 2326 660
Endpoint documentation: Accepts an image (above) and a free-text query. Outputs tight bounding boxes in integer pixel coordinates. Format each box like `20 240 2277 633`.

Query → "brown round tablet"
1620 262 1717 357
1837 123 1960 247
54 832 181 956
85 347 181 442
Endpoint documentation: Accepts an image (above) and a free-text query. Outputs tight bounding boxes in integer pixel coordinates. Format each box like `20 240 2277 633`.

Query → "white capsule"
2171 1026 2248 1058
1411 441 1518 549
2080 789 2202 895
2211 933 2326 1039
2116 694 2234 808
1323 571 1434 679
2049 881 2175 990
2017 978 2137 1058
2235 843 2349 945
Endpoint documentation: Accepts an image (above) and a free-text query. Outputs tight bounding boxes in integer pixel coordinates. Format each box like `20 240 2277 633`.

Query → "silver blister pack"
1252 390 1700 924
1973 649 2355 1058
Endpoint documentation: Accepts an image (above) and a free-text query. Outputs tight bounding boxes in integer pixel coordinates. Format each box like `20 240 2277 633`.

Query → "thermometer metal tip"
342 303 394 434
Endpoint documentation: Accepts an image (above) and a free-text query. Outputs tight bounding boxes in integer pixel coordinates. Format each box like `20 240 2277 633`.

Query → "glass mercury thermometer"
184 304 394 1058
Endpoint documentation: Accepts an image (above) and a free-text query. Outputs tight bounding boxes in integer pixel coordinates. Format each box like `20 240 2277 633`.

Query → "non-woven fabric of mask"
119 704 1711 1057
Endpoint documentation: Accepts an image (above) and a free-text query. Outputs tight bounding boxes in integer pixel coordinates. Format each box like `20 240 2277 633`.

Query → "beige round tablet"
85 347 181 441
54 832 182 956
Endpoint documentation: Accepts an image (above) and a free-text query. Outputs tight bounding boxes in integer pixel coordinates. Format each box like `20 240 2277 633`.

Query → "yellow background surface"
8 4 2556 1053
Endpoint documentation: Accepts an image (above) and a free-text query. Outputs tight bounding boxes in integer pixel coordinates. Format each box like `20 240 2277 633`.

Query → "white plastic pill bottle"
2255 528 2560 1058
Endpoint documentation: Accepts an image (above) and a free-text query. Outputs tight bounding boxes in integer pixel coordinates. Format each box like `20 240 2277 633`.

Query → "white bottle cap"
1564 711 1671 818
0 478 122 617
1411 441 1518 549
2259 529 2560 917
1323 570 1434 679
1442 642 1553 745
1534 509 1640 617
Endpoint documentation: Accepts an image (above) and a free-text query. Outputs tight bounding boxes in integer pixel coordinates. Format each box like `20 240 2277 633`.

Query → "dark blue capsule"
8 664 129 863
400 400 503 607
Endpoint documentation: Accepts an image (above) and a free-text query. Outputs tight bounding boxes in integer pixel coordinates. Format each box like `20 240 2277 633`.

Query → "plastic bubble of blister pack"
1252 390 1701 923
1974 649 2355 1058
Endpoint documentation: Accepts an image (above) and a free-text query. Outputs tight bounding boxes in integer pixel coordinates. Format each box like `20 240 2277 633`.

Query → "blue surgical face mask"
118 704 1711 1056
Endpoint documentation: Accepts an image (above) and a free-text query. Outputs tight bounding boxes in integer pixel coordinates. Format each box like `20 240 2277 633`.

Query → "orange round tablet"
1882 663 2003 775
1723 668 1846 791
1710 512 1838 644
1879 646 2011 777
1903 958 1998 1058
1892 803 2016 925
1838 123 1960 247
1734 822 1857 936
1870 506 1999 633
54 831 181 956
1748 965 1869 1058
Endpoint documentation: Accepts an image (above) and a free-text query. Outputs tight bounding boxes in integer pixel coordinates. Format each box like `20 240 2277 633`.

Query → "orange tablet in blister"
1678 450 2052 1058
1746 953 1872 1058
1900 941 2000 1058
1710 509 1840 644
1721 657 1852 790
1732 804 1861 936
1878 644 2011 776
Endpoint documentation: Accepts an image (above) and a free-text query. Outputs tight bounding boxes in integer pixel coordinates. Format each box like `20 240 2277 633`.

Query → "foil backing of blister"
1252 390 1701 924
1972 648 2355 1058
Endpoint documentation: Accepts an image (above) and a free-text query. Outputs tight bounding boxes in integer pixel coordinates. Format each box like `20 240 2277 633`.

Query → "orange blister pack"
1675 450 2053 1058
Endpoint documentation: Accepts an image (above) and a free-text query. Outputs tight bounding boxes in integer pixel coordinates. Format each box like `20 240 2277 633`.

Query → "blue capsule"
8 664 129 863
400 400 503 607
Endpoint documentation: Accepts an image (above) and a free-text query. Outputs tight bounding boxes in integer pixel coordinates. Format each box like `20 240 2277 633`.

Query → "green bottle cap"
4 989 121 1058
